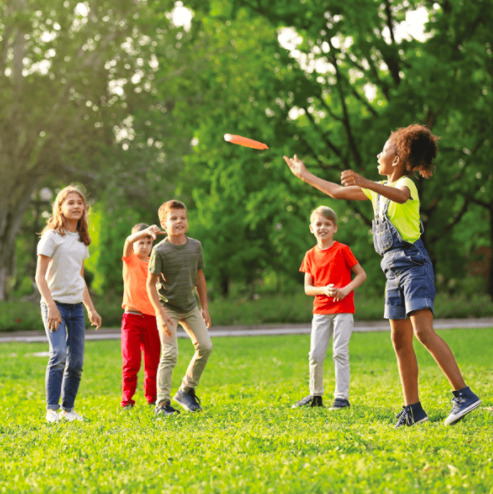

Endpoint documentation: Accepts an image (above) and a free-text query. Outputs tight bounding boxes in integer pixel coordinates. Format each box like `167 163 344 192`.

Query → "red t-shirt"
300 241 358 314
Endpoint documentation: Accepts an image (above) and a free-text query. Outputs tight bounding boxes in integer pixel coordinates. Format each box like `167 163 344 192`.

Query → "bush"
1 289 493 332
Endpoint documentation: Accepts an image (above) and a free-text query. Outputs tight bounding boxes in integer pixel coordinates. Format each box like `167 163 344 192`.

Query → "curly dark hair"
390 124 439 178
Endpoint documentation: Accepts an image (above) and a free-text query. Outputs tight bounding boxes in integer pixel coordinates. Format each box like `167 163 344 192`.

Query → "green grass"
0 329 492 493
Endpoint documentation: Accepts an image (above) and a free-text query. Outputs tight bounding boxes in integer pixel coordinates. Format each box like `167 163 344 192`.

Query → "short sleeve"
37 231 56 257
148 246 162 275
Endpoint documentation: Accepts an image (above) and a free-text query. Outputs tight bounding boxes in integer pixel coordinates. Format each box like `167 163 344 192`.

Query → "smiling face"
60 192 85 224
161 207 188 239
309 212 337 246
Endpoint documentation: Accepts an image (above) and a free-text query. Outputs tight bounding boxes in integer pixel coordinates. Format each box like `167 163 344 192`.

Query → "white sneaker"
46 409 60 423
60 410 84 422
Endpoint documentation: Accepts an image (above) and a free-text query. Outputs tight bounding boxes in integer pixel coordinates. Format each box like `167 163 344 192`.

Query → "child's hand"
331 286 350 302
145 225 166 240
157 310 174 338
47 303 62 332
322 284 335 297
201 308 211 329
341 170 368 187
283 154 307 178
88 310 102 330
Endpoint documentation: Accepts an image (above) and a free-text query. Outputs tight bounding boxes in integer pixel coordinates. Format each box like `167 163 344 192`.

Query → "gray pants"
156 306 213 405
309 313 353 400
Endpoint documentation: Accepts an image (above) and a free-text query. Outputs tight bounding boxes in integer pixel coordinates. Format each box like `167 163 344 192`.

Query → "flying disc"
224 134 269 150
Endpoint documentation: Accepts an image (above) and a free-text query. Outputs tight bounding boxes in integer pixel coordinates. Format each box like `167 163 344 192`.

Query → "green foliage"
2 288 493 331
0 329 492 492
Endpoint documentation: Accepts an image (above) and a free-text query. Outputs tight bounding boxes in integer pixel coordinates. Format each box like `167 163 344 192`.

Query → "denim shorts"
380 244 436 320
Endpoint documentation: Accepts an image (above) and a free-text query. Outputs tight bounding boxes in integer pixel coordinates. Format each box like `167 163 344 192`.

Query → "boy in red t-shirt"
293 206 366 410
120 223 164 408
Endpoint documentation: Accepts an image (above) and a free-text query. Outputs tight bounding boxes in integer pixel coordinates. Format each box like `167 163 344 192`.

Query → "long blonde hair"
41 185 91 245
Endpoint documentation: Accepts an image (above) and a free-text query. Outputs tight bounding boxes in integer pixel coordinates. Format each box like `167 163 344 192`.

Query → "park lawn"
0 329 492 493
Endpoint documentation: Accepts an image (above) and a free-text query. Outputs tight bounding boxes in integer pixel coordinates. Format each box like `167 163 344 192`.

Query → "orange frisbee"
224 134 269 150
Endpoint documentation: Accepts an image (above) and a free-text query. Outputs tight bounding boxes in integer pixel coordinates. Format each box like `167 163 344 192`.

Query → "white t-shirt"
37 230 90 304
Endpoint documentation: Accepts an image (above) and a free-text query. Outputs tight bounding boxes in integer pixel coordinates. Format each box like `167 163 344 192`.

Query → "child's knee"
309 349 325 365
199 340 213 357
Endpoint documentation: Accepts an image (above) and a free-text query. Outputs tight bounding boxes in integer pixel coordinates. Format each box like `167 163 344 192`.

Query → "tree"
0 0 185 299
171 0 493 295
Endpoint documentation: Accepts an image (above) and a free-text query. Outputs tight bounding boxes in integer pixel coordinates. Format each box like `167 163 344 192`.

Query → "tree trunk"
0 179 39 300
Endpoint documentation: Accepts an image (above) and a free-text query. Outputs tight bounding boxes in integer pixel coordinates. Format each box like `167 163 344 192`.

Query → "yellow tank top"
362 176 421 243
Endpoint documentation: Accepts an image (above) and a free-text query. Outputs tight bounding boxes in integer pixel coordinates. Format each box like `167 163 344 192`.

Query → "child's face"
60 192 85 222
161 208 188 237
133 236 153 258
309 213 337 242
377 139 399 176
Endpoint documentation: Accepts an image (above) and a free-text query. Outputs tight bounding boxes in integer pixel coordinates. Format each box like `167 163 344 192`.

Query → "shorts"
380 244 436 320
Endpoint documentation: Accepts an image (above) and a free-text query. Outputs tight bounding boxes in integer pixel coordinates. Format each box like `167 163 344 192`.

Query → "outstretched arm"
283 155 368 201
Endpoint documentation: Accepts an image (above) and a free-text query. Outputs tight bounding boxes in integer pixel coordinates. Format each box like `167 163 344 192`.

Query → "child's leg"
410 309 466 391
178 307 213 391
390 318 419 405
309 314 332 396
41 301 68 410
156 309 180 406
332 314 353 400
60 303 86 412
121 314 143 407
142 315 161 404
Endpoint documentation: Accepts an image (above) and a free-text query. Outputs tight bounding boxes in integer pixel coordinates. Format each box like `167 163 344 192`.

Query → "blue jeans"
41 301 86 412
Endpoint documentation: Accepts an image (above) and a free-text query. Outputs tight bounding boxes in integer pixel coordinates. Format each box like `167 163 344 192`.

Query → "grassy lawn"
0 328 492 493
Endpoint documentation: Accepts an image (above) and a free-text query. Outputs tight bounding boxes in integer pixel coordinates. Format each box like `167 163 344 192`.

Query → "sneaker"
174 388 202 412
292 395 323 408
444 387 481 426
155 401 181 416
395 402 429 428
122 404 134 410
60 410 84 422
46 409 59 423
329 398 350 410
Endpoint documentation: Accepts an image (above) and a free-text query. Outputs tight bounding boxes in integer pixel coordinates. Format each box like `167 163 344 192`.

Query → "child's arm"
331 262 367 302
283 155 368 201
35 254 62 332
81 264 102 330
195 268 211 329
304 273 335 298
123 225 165 257
341 170 411 204
146 272 173 337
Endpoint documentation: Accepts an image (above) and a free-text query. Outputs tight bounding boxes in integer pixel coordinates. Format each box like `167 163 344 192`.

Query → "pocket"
373 219 393 254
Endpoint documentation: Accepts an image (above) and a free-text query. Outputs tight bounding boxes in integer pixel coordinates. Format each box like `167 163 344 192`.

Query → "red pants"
121 313 161 406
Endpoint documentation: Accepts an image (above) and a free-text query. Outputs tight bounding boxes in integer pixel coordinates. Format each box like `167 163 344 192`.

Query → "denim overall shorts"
372 195 436 320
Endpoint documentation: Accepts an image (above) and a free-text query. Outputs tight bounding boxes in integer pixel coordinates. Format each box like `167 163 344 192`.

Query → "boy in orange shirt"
121 223 164 408
293 206 366 410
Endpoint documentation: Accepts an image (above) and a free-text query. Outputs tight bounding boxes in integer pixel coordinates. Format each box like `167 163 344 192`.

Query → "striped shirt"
149 237 204 312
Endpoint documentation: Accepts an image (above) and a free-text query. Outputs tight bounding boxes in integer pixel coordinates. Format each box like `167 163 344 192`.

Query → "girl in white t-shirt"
35 185 101 423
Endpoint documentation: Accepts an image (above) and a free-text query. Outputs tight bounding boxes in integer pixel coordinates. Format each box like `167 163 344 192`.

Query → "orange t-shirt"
300 241 358 314
122 253 155 316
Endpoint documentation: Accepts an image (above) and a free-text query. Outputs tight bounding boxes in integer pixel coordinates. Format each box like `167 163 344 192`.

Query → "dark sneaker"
329 398 350 410
155 401 180 416
174 388 202 412
292 395 323 408
444 387 481 426
395 402 429 428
